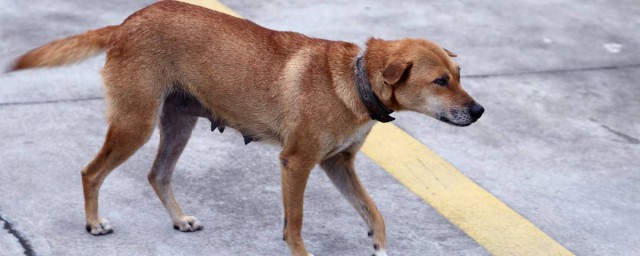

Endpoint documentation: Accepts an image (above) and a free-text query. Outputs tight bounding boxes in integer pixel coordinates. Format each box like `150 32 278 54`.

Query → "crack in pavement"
600 124 640 145
463 63 640 79
0 96 104 107
1 63 639 107
0 214 36 256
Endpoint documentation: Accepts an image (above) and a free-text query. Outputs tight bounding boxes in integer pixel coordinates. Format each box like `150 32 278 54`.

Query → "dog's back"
14 1 362 144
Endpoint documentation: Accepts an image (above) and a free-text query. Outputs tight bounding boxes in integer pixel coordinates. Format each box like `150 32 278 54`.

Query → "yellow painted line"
177 1 574 255
177 0 242 18
361 123 573 256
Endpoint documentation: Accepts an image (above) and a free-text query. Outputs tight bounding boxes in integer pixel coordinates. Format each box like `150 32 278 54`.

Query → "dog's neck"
354 50 395 123
328 43 396 124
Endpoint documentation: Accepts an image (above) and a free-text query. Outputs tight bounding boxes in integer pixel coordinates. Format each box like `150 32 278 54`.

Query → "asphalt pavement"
1 0 639 255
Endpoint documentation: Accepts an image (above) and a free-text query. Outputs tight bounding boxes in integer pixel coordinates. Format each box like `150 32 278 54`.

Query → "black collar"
355 51 395 123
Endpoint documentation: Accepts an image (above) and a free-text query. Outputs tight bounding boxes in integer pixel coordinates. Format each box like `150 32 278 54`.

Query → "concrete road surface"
1 0 639 255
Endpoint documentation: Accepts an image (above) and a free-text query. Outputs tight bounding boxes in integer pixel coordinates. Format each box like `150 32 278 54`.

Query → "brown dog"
12 1 483 255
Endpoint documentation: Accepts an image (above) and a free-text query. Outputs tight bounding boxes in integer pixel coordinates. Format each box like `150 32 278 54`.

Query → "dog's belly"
167 90 283 145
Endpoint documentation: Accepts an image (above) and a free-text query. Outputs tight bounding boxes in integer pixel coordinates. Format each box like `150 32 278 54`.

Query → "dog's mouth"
437 115 472 127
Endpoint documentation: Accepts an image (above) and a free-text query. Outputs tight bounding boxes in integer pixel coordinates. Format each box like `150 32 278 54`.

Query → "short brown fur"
13 2 482 255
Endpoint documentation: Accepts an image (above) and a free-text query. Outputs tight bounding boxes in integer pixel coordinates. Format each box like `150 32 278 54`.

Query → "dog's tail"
10 25 119 71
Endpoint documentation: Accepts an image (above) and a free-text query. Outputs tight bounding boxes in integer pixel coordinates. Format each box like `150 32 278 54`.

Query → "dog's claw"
86 218 113 236
173 216 203 232
218 125 225 133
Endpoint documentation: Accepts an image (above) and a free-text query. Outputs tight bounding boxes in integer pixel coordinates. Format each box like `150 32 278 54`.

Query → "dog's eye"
433 78 448 86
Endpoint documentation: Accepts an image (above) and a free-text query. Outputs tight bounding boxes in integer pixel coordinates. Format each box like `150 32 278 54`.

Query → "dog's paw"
373 249 388 256
86 218 113 236
173 216 203 232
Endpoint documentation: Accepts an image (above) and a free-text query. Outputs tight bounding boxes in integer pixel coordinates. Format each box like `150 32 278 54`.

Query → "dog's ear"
443 48 457 57
382 60 413 85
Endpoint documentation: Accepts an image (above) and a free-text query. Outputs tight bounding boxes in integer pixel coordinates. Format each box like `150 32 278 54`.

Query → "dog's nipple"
243 134 253 145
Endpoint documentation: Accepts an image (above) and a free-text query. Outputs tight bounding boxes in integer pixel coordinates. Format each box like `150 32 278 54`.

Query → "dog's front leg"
279 149 317 256
320 151 387 256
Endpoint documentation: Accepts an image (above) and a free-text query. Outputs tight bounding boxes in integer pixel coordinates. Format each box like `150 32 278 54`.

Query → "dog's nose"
469 103 484 121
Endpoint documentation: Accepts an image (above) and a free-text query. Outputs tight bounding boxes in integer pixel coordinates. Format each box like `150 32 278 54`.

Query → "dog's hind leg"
147 93 202 232
320 150 388 256
81 67 162 235
81 112 158 235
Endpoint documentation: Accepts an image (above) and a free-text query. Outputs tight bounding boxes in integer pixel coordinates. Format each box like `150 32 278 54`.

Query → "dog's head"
366 38 483 126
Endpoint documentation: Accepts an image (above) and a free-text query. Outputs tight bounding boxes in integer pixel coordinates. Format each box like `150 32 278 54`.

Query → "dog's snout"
469 103 484 120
